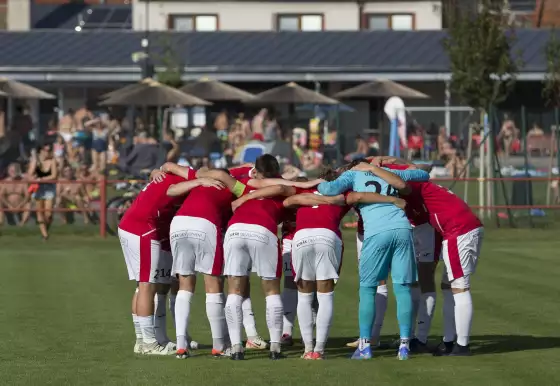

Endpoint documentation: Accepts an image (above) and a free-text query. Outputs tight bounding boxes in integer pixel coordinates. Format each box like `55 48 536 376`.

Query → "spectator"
498 117 518 160
27 143 58 240
214 109 229 132
162 130 180 163
0 162 30 227
13 105 34 159
344 135 369 162
53 134 66 169
251 108 267 135
437 126 448 157
445 148 466 178
56 165 90 225
86 117 109 173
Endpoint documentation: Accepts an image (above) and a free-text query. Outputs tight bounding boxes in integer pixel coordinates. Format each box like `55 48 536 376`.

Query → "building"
1 0 442 31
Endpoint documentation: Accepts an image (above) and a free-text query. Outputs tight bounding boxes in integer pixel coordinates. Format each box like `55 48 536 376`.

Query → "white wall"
7 0 30 31
133 0 442 31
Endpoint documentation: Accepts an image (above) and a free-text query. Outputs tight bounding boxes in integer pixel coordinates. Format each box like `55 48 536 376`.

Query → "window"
277 14 323 31
365 14 415 30
168 14 218 31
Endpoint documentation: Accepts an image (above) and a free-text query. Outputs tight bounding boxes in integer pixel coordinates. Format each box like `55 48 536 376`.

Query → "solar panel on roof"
107 9 131 24
86 9 110 24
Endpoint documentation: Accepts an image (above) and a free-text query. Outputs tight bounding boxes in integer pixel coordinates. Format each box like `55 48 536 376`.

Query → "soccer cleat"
176 348 190 359
246 336 268 350
350 346 373 360
142 341 176 356
397 346 410 360
312 352 324 360
133 339 143 354
212 347 233 358
448 344 472 356
347 338 380 349
230 351 245 361
409 338 431 354
280 334 294 346
301 351 315 360
269 351 286 360
433 341 455 356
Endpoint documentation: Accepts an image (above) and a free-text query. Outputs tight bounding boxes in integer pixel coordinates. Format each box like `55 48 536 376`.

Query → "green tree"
543 29 560 107
442 0 521 110
156 36 183 88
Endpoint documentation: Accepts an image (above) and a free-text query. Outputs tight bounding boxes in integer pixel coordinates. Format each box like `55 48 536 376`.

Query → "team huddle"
117 154 483 360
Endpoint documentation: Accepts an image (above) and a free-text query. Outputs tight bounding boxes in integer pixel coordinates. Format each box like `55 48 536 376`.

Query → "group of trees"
443 0 560 111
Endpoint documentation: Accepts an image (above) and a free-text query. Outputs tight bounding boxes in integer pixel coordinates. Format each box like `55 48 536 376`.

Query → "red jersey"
382 163 429 226
293 188 351 238
120 169 195 233
281 209 297 241
176 167 248 229
228 177 286 234
407 181 482 239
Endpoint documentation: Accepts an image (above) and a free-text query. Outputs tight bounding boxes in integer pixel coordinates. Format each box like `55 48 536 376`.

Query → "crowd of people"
117 153 483 360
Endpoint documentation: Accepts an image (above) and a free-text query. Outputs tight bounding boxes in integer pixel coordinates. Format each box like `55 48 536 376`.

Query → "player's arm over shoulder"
317 171 354 196
283 192 345 208
196 168 246 197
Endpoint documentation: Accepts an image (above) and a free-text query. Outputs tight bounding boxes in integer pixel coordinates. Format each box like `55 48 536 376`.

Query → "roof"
0 29 554 78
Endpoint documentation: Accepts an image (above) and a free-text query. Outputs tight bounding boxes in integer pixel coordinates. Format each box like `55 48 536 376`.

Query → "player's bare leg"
297 279 316 358
131 287 143 353
175 274 196 358
411 262 437 352
261 278 284 359
243 281 267 350
204 274 230 357
281 277 298 346
313 279 335 360
225 275 249 360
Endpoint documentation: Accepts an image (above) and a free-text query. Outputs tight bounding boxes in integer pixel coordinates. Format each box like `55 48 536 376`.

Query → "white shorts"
170 216 223 277
118 227 172 284
413 223 443 263
292 228 343 282
356 232 364 261
442 227 484 281
224 223 281 279
282 238 293 278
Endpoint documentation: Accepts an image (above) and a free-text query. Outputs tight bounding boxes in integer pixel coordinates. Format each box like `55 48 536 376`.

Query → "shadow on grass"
266 335 560 360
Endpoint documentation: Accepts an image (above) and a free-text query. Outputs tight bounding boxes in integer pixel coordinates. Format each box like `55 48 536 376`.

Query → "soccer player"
196 156 320 360
167 166 252 358
403 180 483 356
318 162 429 360
283 169 351 360
118 164 195 355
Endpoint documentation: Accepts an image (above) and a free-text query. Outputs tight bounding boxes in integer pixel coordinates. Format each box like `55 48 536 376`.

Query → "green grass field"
1 228 559 386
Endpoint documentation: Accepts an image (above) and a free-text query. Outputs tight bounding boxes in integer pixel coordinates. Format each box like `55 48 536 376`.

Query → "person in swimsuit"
55 165 90 225
86 118 109 173
0 163 30 227
27 144 58 240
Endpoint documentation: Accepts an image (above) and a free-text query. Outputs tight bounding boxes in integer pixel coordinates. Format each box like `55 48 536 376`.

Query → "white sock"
169 293 177 322
314 291 334 353
206 293 227 351
453 291 473 346
442 289 456 343
175 290 194 350
281 287 298 336
242 297 259 340
225 294 244 347
132 314 142 341
371 284 388 343
138 315 157 345
154 294 169 345
266 294 284 350
297 291 315 352
410 286 421 338
416 292 436 344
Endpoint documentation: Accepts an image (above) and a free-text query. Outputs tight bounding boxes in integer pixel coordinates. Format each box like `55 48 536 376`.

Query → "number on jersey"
365 180 398 196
